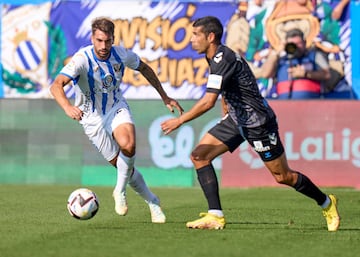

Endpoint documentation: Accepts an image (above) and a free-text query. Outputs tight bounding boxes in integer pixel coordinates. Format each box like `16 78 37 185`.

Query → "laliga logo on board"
148 116 360 169
238 128 360 169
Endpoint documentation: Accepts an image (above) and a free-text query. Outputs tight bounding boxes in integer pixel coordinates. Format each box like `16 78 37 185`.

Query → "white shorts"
80 100 134 161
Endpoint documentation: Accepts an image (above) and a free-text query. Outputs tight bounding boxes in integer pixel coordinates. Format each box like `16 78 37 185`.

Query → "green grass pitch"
0 185 359 257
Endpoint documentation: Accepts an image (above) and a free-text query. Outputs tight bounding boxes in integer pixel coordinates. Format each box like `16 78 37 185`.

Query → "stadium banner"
0 0 353 99
222 100 360 189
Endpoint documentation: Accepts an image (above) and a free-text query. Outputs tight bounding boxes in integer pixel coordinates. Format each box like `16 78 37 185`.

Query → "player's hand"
64 105 83 121
161 117 182 135
163 97 184 115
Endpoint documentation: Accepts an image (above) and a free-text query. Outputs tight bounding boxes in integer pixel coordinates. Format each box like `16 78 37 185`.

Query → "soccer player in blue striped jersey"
50 17 183 223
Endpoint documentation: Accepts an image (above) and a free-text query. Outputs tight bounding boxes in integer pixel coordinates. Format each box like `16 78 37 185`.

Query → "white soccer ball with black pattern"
67 188 99 220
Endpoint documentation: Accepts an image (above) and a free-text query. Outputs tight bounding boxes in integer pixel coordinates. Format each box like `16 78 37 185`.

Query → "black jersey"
205 45 276 128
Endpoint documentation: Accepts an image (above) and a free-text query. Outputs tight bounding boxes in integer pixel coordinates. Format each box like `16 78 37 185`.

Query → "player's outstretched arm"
161 92 218 135
137 60 184 115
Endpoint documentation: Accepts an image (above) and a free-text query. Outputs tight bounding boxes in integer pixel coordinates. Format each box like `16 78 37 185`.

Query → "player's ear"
208 32 216 43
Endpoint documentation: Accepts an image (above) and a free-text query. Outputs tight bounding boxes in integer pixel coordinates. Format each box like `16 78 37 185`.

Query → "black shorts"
208 114 284 161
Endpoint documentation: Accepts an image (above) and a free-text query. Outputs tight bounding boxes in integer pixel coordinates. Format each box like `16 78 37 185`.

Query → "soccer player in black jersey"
161 16 340 231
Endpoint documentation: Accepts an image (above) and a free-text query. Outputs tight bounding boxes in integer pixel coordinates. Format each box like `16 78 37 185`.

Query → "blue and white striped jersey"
60 45 140 116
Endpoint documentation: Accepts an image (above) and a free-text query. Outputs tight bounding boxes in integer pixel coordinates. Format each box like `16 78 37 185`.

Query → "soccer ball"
67 188 99 220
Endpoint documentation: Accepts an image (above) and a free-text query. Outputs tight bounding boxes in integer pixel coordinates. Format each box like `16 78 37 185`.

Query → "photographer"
261 28 331 99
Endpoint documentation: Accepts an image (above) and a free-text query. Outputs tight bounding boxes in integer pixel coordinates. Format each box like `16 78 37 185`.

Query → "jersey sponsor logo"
206 74 222 90
253 140 270 152
214 52 223 63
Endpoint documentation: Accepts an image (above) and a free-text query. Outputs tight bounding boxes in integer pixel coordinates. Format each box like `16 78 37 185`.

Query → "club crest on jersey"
214 52 223 63
102 73 114 88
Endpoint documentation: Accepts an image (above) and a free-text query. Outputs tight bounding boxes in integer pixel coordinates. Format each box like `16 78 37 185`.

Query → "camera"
285 42 297 55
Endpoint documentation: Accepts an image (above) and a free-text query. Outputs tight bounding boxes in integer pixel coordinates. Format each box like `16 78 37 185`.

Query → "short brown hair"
91 17 114 36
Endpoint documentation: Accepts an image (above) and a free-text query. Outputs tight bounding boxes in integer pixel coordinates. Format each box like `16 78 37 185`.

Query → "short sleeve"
60 52 87 79
125 49 140 70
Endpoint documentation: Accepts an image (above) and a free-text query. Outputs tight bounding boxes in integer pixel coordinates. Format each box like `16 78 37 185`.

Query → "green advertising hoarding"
0 99 221 187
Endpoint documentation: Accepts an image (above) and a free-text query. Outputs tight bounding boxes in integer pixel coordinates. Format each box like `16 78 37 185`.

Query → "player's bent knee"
190 152 209 166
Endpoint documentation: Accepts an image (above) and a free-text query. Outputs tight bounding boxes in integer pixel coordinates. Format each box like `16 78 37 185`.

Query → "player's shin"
129 168 156 202
114 151 135 193
293 172 327 205
196 164 223 213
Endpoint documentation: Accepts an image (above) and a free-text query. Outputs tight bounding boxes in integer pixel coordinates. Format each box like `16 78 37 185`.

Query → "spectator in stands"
261 28 331 99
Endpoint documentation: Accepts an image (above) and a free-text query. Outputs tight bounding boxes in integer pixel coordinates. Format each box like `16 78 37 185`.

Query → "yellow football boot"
186 212 226 230
322 194 340 232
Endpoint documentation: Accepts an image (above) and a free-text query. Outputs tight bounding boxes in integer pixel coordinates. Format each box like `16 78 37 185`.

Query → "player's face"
91 29 113 60
190 26 210 54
